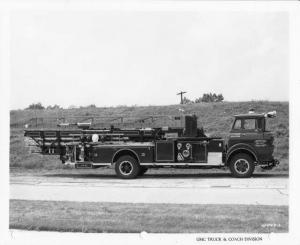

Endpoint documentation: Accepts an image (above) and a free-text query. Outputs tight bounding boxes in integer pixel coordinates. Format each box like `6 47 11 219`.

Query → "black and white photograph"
1 1 300 244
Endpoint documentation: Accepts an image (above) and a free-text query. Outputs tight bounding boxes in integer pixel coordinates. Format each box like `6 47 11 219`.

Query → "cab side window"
243 119 257 130
232 118 257 131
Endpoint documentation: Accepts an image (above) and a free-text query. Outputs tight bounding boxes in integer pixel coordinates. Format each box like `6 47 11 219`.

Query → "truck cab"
225 111 279 177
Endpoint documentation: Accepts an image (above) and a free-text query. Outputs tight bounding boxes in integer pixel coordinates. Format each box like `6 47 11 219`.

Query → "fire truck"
24 111 279 178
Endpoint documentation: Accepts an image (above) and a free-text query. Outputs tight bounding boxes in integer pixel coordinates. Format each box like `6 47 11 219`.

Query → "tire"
229 153 255 178
138 166 148 176
115 155 140 179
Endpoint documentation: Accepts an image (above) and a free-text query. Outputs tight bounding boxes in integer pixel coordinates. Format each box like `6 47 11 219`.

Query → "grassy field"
10 101 289 172
10 200 288 233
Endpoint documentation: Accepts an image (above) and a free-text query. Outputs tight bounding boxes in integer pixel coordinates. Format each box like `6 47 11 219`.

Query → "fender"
226 143 258 164
112 148 141 164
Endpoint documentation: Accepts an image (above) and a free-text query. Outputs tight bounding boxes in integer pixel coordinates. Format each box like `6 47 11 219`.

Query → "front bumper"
260 158 280 170
273 159 280 166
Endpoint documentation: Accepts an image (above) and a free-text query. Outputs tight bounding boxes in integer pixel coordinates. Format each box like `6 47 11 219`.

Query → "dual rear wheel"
115 155 148 179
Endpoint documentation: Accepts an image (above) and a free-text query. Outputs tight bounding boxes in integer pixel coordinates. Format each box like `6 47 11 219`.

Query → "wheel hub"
234 159 250 174
119 161 133 175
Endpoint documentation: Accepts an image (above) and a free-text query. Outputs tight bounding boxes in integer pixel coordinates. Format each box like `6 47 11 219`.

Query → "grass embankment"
10 101 289 172
10 200 288 233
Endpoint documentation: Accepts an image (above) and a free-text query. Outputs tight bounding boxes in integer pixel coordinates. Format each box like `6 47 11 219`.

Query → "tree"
26 102 45 110
46 104 62 110
195 97 202 103
182 97 194 104
216 94 224 102
201 93 211 102
212 93 218 102
68 105 78 109
79 104 97 109
194 93 224 103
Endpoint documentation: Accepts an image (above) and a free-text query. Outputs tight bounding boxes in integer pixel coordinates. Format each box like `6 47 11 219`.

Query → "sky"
10 10 289 109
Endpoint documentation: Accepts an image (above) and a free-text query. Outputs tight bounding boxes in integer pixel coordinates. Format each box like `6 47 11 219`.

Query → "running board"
140 162 225 166
75 163 93 169
88 162 224 167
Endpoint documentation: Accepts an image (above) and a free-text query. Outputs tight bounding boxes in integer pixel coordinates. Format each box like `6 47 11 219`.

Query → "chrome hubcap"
119 161 133 175
234 159 250 174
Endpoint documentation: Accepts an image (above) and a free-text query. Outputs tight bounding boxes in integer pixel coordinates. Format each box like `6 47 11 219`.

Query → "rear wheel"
229 153 255 178
115 155 140 179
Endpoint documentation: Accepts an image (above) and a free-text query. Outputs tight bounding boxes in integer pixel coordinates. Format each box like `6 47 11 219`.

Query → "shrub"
46 104 62 110
26 102 45 110
199 93 224 103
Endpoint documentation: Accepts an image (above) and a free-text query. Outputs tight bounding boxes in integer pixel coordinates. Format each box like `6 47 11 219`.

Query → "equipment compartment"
176 141 207 163
155 141 175 162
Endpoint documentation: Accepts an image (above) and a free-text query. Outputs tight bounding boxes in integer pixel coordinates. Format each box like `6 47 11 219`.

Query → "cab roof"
234 113 265 119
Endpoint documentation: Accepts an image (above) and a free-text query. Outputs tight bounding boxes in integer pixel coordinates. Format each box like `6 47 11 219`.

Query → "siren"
248 108 255 114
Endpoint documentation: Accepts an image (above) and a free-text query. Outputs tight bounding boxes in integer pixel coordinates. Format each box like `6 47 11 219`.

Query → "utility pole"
177 91 187 104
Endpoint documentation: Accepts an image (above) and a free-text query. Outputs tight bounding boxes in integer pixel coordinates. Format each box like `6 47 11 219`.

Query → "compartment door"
176 141 208 163
155 141 175 162
192 142 208 163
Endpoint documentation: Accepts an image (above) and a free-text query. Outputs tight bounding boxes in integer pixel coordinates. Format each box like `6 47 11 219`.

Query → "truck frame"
24 111 279 178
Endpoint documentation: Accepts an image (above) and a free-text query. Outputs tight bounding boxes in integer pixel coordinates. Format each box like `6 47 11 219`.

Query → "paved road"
10 172 288 205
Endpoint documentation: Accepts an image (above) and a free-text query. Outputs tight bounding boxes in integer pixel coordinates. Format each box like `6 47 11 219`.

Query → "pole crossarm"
177 91 187 104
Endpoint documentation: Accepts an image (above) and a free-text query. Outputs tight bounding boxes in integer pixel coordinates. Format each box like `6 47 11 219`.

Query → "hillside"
10 101 289 172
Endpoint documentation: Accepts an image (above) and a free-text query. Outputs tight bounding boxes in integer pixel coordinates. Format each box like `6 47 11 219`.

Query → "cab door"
228 118 263 149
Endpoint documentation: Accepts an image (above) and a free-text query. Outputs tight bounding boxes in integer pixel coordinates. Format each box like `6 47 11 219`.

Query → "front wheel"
115 155 140 179
229 153 255 178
